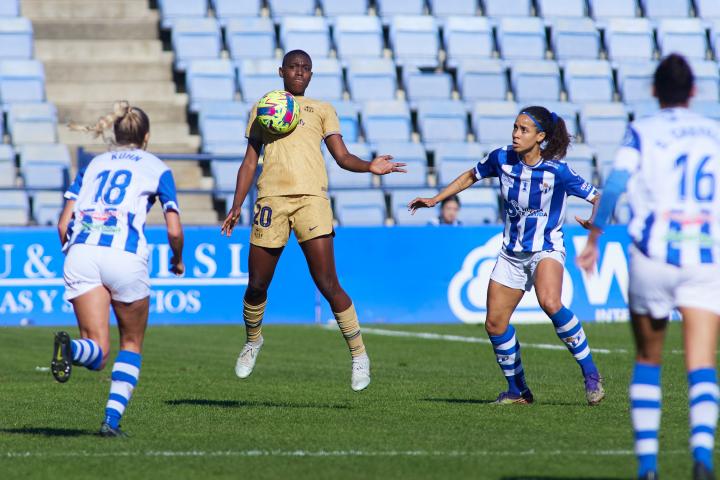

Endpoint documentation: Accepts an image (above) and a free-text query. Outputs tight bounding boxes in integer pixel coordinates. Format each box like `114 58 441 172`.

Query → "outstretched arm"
325 134 406 175
408 169 478 213
221 139 262 236
164 210 185 275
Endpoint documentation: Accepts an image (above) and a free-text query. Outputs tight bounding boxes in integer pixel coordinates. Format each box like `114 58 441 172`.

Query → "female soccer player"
409 106 605 406
578 55 720 480
52 101 184 437
221 50 405 391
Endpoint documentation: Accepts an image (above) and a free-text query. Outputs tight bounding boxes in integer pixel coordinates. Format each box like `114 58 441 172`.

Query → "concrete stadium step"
59 123 199 146
22 0 153 19
47 82 179 103
35 40 165 62
146 206 220 226
56 100 189 125
44 58 173 83
31 16 160 40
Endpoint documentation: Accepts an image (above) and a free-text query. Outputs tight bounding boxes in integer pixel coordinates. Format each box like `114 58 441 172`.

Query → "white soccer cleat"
235 338 263 379
351 353 371 391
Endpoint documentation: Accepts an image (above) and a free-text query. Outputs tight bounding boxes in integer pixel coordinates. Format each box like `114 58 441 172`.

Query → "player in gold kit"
221 50 405 390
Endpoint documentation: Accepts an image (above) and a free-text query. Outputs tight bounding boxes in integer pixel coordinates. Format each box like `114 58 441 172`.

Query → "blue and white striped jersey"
614 108 720 267
475 146 598 253
63 149 180 260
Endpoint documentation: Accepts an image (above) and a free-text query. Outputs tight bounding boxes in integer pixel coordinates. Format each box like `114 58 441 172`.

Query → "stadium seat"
537 0 586 19
0 144 15 188
443 17 493 65
690 60 720 102
564 143 596 183
434 142 485 186
605 19 654 62
617 62 656 103
639 0 690 18
428 0 477 18
696 0 720 19
0 189 29 225
542 101 580 138
497 17 547 61
588 0 637 19
186 59 236 112
403 67 453 102
416 100 468 143
19 144 71 189
565 195 593 225
321 0 367 17
457 188 500 225
212 0 262 24
331 101 360 142
376 142 427 187
238 59 283 103
280 16 330 58
580 103 628 146
220 195 252 225
158 0 208 29
0 0 18 16
0 17 32 59
171 18 221 71
472 101 518 145
510 61 561 103
346 59 397 101
303 58 344 101
376 0 425 17
361 100 412 143
325 143 373 188
7 102 57 145
210 158 242 190
332 189 386 226
31 190 63 226
268 0 316 17
0 60 45 105
657 19 707 61
333 16 383 59
226 17 276 60
630 100 660 120
691 101 720 122
712 22 720 60
391 188 439 225
456 59 508 102
564 60 614 104
389 16 439 67
551 18 600 61
198 102 249 153
483 0 531 17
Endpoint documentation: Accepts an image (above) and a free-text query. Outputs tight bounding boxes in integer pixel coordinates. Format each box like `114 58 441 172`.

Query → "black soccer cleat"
693 462 716 480
99 423 128 438
51 331 72 383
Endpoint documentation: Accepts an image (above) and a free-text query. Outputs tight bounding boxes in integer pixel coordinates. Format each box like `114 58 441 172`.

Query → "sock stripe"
632 399 662 409
74 341 84 362
631 363 661 477
635 439 659 455
635 430 659 440
690 382 720 398
630 384 662 400
692 433 715 450
104 350 141 429
108 393 129 406
692 394 719 406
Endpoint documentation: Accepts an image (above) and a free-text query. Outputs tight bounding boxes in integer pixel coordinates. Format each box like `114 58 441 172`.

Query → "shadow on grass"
421 398 581 407
0 427 94 437
165 399 351 409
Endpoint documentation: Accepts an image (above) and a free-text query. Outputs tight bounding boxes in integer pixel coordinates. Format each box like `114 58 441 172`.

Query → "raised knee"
538 297 562 316
484 317 507 337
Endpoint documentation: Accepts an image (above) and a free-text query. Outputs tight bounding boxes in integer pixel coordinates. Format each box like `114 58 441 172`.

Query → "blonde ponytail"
68 100 149 148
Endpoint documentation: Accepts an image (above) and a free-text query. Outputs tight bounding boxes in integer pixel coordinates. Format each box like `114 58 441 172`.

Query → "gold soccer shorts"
250 195 334 248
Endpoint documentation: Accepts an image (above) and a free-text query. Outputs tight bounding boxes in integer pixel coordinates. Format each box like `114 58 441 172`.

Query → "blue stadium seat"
321 0 367 16
483 0 531 17
220 195 252 225
280 16 330 57
347 59 397 101
0 190 29 225
630 100 660 119
537 0 586 19
403 67 452 102
428 0 476 17
331 101 360 142
565 195 593 225
391 188 439 225
657 19 707 60
186 59 236 112
588 0 637 19
712 22 720 59
8 102 57 144
158 0 208 29
226 17 276 60
0 145 15 188
617 62 656 103
456 59 508 102
605 18 654 62
268 0 316 17
171 18 221 71
303 58 344 101
238 59 283 103
212 0 262 25
0 17 32 59
389 16 439 67
32 191 63 226
551 18 600 60
696 0 720 19
457 188 500 225
416 100 468 143
434 142 484 186
19 144 71 189
691 60 720 102
510 61 561 103
443 17 493 65
198 102 249 153
333 16 383 59
376 0 425 17
692 101 720 122
362 100 412 143
210 158 242 190
472 101 518 145
332 189 386 226
639 0 690 18
376 142 427 187
0 0 18 16
325 143 373 188
497 17 546 61
564 60 614 104
580 103 628 146
564 143 596 183
542 101 580 137
0 60 45 105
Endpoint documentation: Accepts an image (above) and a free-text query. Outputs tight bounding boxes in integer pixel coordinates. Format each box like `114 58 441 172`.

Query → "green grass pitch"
0 322 708 479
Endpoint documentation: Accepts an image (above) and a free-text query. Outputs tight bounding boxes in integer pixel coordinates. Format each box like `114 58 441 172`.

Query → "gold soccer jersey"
246 96 341 199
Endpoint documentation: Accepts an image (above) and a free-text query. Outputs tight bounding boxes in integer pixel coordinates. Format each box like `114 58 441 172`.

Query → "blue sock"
689 368 719 471
70 338 103 370
549 306 598 376
489 324 528 395
631 363 662 477
104 350 141 429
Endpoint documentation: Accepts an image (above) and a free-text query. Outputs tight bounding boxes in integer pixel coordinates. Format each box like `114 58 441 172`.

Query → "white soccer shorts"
490 248 566 292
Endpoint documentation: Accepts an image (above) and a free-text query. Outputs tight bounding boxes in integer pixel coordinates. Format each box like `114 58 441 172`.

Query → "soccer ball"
256 90 300 135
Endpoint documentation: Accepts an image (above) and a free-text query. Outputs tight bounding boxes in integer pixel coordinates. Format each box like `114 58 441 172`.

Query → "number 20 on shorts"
254 204 272 227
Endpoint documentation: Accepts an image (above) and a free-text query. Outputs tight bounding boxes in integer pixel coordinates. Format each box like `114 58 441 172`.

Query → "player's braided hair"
520 105 571 160
69 101 150 148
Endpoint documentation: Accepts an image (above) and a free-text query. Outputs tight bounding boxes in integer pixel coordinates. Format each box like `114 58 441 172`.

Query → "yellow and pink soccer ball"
256 90 300 135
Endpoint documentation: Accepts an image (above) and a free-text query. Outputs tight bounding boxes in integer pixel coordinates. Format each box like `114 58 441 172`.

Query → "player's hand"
576 242 599 275
170 257 185 276
407 197 437 215
221 205 243 236
369 154 406 175
575 216 594 230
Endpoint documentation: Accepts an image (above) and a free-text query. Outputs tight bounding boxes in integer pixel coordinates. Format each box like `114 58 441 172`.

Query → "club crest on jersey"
541 182 552 194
